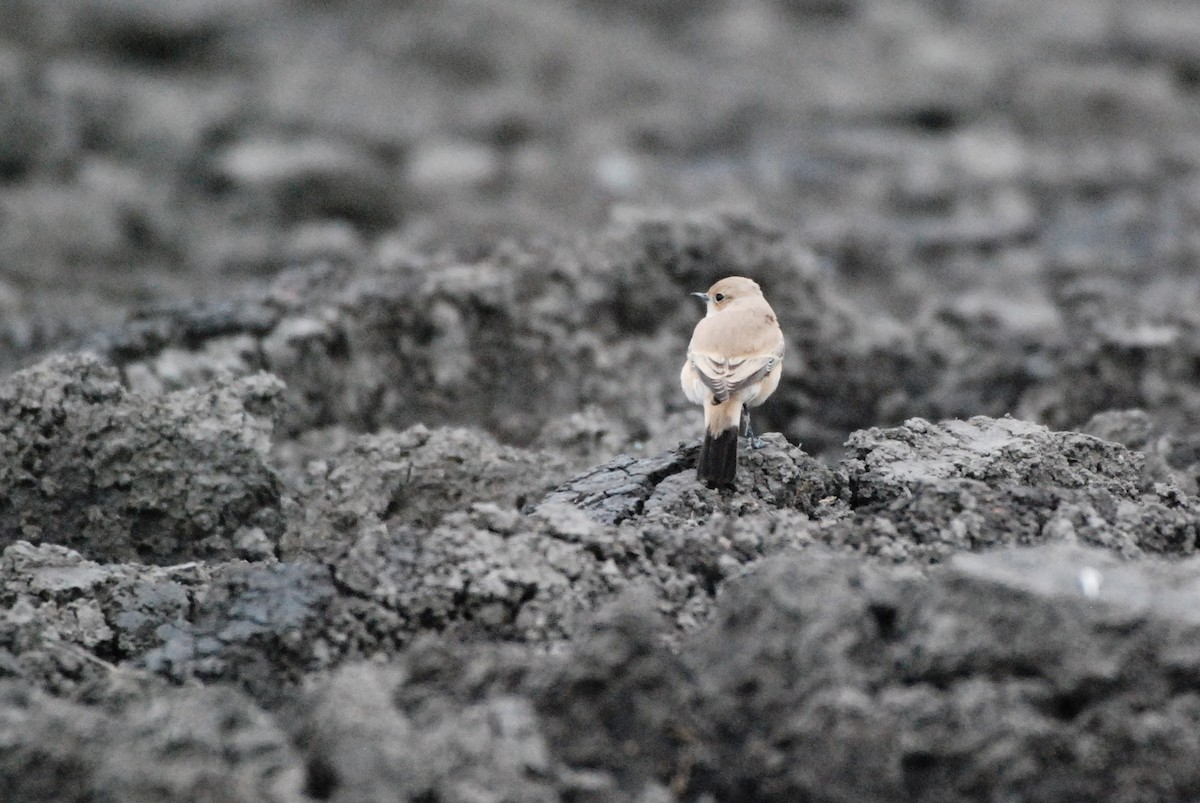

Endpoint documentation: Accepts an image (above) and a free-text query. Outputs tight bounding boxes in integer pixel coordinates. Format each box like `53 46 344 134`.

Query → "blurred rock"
535 405 632 464
138 560 340 697
1082 408 1186 491
407 139 501 191
283 542 1200 801
0 51 67 183
39 0 277 62
0 680 304 803
677 544 1200 800
208 136 401 230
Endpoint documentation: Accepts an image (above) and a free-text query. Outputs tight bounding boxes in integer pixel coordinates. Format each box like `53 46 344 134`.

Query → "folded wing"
688 343 783 404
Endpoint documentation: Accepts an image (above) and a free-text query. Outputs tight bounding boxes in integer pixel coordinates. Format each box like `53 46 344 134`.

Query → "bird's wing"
689 339 784 403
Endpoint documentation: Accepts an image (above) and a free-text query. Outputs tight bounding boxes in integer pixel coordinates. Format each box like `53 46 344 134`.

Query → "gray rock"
208 136 400 229
532 590 703 795
297 660 557 802
137 560 339 701
539 432 845 525
0 53 67 182
0 680 305 803
0 353 286 564
280 425 572 557
831 416 1200 561
533 543 1200 800
91 209 857 451
1082 408 1184 491
0 540 205 695
287 542 1200 801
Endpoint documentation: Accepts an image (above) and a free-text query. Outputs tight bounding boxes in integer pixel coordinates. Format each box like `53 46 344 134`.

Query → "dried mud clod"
0 353 286 564
0 680 304 803
279 424 573 559
290 543 1200 802
671 543 1200 800
829 416 1200 562
538 432 847 525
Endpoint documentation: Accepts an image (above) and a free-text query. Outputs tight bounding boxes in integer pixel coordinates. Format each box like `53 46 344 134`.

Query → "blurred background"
3 0 1200 459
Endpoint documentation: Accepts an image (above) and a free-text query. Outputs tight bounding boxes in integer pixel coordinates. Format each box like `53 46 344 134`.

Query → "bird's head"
691 276 763 315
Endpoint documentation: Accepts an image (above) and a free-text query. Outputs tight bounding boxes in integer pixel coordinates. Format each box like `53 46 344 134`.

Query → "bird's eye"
714 293 725 302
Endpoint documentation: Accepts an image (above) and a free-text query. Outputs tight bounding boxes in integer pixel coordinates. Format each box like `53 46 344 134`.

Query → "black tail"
697 427 739 489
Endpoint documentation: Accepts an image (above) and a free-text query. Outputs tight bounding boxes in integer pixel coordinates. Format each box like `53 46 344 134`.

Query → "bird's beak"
691 292 709 302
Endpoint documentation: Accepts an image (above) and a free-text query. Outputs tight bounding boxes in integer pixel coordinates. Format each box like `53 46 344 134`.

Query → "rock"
325 513 608 645
527 543 1200 800
0 540 205 695
0 353 286 564
0 51 66 182
1081 408 1184 491
532 589 702 794
138 560 340 699
281 425 572 557
845 415 1144 502
538 432 845 525
93 209 864 450
208 136 400 229
536 444 696 526
8 0 1200 798
535 405 631 464
55 0 275 49
296 659 557 802
669 543 1200 799
832 416 1200 561
407 139 501 191
0 680 305 803
281 542 1200 800
1014 64 1181 138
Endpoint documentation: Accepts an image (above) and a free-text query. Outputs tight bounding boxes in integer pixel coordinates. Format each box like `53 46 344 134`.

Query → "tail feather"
697 427 739 489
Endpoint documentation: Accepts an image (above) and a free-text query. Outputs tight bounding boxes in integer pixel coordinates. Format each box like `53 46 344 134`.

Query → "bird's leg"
742 405 766 449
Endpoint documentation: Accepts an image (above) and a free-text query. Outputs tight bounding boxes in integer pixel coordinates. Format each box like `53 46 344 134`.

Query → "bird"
680 276 785 489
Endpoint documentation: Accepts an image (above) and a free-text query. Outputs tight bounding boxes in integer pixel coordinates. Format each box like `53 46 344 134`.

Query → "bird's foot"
740 406 755 439
739 410 765 449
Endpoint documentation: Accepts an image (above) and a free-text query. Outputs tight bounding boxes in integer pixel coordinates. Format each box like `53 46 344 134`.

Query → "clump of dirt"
827 416 1200 561
287 543 1200 801
0 353 285 564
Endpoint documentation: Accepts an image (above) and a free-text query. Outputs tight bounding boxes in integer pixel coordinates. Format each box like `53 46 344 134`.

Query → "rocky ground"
5 0 1200 800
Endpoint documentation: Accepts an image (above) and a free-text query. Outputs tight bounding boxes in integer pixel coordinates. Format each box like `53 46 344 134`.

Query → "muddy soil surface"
6 1 1200 800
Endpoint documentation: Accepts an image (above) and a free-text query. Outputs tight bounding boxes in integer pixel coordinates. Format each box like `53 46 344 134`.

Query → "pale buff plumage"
680 276 784 487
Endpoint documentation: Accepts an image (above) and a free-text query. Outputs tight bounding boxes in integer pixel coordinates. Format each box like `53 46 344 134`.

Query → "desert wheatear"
680 276 784 489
